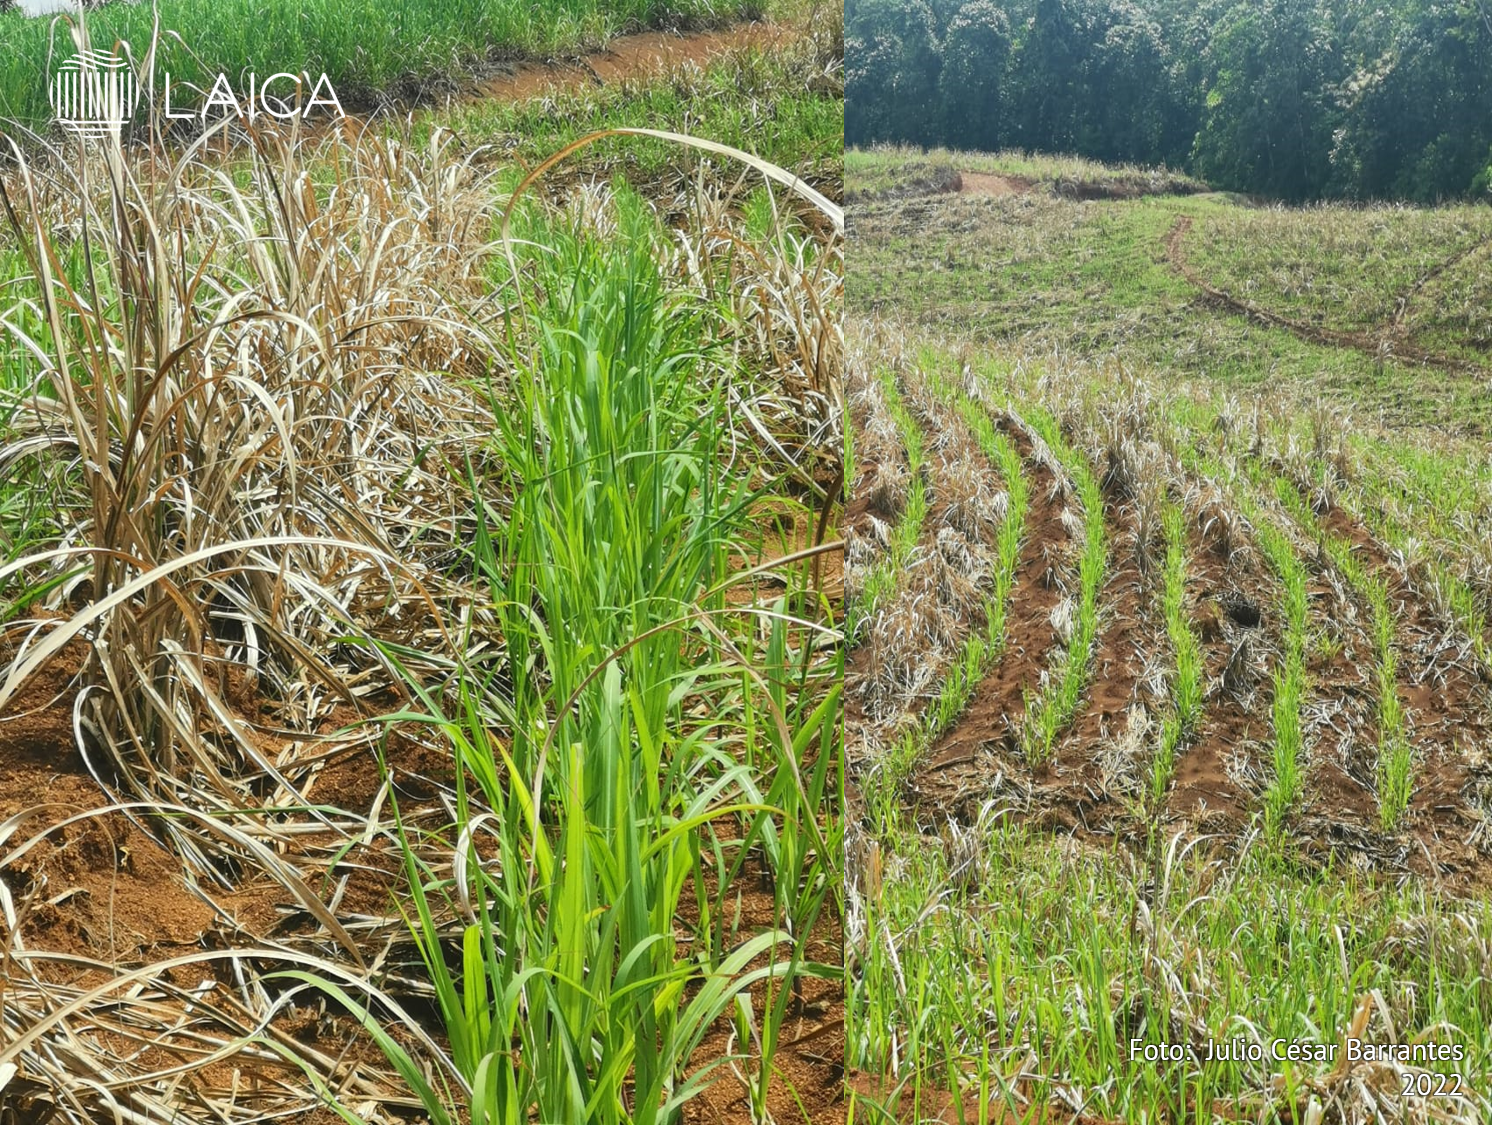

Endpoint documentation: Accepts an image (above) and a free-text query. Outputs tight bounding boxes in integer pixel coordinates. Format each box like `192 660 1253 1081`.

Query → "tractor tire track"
1163 216 1486 377
1390 234 1492 334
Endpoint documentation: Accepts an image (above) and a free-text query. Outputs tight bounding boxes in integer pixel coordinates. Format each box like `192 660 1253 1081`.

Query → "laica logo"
164 71 346 123
50 48 138 136
49 48 345 135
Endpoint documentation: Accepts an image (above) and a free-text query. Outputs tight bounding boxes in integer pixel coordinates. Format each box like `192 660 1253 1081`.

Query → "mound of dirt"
956 171 1035 197
953 171 1206 201
847 166 963 204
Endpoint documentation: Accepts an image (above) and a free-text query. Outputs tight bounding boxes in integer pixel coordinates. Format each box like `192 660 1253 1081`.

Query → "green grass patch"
427 30 840 189
850 819 1491 1122
847 154 1490 439
1181 204 1489 349
269 181 839 1124
0 0 762 131
846 144 1206 198
1152 503 1203 808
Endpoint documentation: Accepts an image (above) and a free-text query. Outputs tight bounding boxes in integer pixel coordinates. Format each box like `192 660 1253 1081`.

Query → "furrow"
1027 452 1171 838
907 408 1075 821
846 342 1010 804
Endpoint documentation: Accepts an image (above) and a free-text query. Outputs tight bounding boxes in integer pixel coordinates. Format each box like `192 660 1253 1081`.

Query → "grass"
1269 477 1415 830
314 201 841 1123
849 367 926 630
850 816 1491 1124
1257 523 1310 841
1152 504 1202 808
859 355 1027 820
845 151 1490 438
846 145 1490 1125
424 20 841 191
845 144 1206 198
0 0 763 130
0 29 843 1122
1336 433 1490 666
1180 203 1490 365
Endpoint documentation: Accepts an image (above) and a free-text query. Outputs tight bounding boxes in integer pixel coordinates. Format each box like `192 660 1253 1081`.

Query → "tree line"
846 0 1492 203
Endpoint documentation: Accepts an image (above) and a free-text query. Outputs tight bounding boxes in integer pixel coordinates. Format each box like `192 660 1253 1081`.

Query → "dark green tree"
843 0 1491 202
940 0 1013 151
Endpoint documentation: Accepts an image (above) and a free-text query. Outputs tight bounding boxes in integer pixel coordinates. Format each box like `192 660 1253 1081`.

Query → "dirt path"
472 21 791 103
1163 216 1487 377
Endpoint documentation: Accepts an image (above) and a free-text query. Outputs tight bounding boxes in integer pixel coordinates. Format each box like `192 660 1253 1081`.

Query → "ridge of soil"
844 446 902 752
956 171 1206 201
1163 512 1278 833
1163 215 1487 376
1313 500 1490 894
1289 544 1391 842
956 171 1035 198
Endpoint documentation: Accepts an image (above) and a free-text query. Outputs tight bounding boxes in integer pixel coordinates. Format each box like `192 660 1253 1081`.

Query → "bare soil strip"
1164 506 1279 832
955 171 1035 198
472 21 791 103
908 418 1068 821
1163 215 1487 376
1290 553 1390 849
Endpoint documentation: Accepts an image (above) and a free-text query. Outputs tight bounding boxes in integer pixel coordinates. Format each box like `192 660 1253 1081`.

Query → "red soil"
957 172 1036 198
474 21 792 103
1029 488 1163 840
0 629 842 1122
1164 526 1277 831
1315 502 1490 894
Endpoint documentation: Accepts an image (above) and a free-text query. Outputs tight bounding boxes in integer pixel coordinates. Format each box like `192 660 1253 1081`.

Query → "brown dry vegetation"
0 32 845 1121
